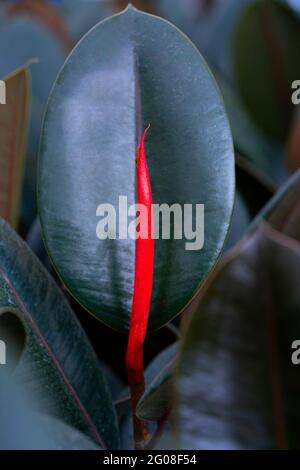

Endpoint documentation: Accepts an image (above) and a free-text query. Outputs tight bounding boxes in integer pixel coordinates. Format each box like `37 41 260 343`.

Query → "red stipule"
126 126 154 448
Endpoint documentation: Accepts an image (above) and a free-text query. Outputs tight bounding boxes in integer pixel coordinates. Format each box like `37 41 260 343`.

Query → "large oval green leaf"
38 6 235 333
0 217 119 449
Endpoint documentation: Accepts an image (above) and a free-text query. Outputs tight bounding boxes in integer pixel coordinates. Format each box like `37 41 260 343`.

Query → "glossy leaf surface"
38 7 235 332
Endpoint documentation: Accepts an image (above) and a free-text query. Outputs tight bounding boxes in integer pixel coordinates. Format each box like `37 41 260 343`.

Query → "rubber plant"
38 6 235 449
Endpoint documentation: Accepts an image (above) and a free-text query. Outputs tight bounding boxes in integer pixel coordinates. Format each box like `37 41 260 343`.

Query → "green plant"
37 5 234 448
1 0 300 452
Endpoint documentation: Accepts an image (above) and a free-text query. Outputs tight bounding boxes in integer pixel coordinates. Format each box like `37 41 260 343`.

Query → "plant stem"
146 413 170 450
130 382 150 450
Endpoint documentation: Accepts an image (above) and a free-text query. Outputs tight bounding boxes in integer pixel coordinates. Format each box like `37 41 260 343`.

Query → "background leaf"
0 67 30 229
155 0 252 83
234 0 300 143
7 0 73 51
0 217 119 449
216 71 273 179
174 225 300 449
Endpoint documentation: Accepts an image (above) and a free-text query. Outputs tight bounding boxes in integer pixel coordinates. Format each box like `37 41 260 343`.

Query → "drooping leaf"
0 67 30 229
175 225 300 449
38 6 235 333
234 0 300 142
0 217 119 449
136 343 178 422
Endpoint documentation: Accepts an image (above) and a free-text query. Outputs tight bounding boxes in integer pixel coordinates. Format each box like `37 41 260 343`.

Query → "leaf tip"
123 3 139 14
